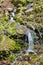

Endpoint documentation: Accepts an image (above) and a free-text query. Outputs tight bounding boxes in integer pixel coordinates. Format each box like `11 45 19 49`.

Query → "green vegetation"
0 0 43 65
8 54 15 62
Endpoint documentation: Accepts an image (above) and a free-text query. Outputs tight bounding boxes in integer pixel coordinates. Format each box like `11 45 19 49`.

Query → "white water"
26 32 35 54
9 8 16 22
13 8 16 13
11 12 15 17
10 16 15 22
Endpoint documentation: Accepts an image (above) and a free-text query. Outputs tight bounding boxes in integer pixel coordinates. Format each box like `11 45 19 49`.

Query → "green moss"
8 54 15 62
0 35 16 51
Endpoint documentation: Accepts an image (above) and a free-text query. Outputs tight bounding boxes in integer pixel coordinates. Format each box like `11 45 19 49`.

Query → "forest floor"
0 44 43 65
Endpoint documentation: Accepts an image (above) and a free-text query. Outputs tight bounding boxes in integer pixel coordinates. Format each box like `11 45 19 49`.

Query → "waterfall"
26 32 35 54
9 8 16 22
10 16 15 22
11 12 15 17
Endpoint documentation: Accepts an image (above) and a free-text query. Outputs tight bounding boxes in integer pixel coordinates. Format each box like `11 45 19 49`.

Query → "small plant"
8 54 15 62
0 51 10 59
15 43 21 51
20 0 27 5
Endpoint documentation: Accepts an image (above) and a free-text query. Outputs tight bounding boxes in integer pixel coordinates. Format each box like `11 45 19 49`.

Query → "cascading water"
26 32 35 54
9 8 16 22
10 16 14 22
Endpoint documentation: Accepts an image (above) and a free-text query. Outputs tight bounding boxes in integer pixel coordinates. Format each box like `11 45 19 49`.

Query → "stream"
26 32 35 54
5 7 42 65
9 8 16 22
3 8 38 65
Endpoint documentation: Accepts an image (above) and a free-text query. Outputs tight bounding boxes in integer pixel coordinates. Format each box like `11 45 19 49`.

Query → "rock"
14 23 36 35
25 8 33 13
7 8 13 12
0 0 14 11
